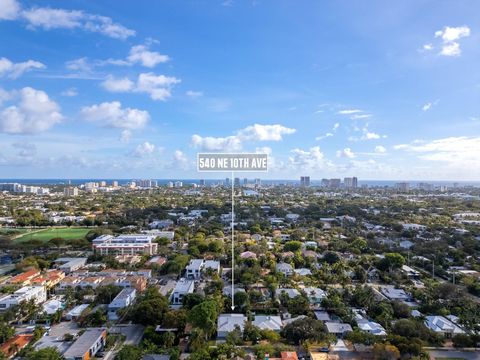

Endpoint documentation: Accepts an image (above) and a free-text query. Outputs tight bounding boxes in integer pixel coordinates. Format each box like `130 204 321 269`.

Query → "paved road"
110 324 144 345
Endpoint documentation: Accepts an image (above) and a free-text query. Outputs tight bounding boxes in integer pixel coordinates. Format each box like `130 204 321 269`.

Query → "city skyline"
1 0 480 180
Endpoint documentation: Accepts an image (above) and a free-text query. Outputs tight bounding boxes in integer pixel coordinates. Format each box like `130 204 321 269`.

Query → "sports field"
14 227 90 243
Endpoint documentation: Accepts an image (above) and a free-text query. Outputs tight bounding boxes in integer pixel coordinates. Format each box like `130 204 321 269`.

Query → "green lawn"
14 227 90 243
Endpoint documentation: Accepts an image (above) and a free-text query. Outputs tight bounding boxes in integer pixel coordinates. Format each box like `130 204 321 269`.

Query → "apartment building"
0 286 47 310
92 234 158 255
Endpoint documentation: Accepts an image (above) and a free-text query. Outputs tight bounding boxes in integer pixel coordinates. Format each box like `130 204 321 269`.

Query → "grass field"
14 228 90 243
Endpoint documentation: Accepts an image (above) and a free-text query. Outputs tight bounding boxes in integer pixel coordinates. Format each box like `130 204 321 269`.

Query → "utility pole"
231 171 235 310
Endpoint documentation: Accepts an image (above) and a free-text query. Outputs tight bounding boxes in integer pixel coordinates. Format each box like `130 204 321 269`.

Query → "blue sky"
0 0 479 180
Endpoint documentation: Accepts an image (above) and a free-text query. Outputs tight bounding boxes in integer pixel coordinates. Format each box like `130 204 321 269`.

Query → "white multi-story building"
108 288 136 320
92 234 158 255
170 279 194 306
0 286 47 310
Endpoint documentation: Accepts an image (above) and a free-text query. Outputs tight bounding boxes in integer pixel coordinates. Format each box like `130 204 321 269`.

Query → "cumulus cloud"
394 137 480 166
1 0 136 40
237 124 295 141
336 147 356 158
0 57 45 78
132 141 156 157
374 145 387 153
191 124 296 151
191 135 242 152
0 0 20 20
426 26 471 57
101 73 180 101
288 146 334 171
102 76 134 92
0 87 63 134
127 45 169 67
81 101 149 130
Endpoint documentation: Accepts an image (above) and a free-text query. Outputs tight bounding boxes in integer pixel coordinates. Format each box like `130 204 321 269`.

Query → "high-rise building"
329 178 341 189
99 181 107 187
64 187 79 197
112 181 119 187
300 176 311 187
254 178 261 186
225 178 230 186
234 178 240 187
243 178 248 186
199 179 206 186
396 182 410 192
174 181 183 187
321 179 330 187
344 177 358 189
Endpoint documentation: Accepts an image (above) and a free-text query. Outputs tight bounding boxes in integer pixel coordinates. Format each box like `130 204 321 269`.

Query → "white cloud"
191 134 242 152
435 26 471 43
136 73 180 100
61 87 78 97
133 141 156 157
101 73 180 101
0 87 63 134
422 102 432 111
120 129 132 143
173 149 187 163
288 146 334 171
191 124 296 151
101 76 134 92
394 137 480 168
238 124 296 141
127 45 169 67
65 57 93 74
421 99 439 112
81 101 149 130
0 0 20 20
20 6 135 39
338 109 362 115
350 114 371 120
338 108 372 120
255 146 272 155
362 131 381 140
423 43 433 51
374 145 387 153
336 147 355 158
0 57 45 78
316 122 339 141
186 90 203 98
433 26 471 57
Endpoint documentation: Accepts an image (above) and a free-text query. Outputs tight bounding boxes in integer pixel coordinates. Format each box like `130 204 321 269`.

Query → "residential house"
217 314 247 339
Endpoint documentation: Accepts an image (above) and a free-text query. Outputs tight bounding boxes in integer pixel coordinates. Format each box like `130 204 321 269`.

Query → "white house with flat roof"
169 279 194 307
185 259 204 280
0 286 46 310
